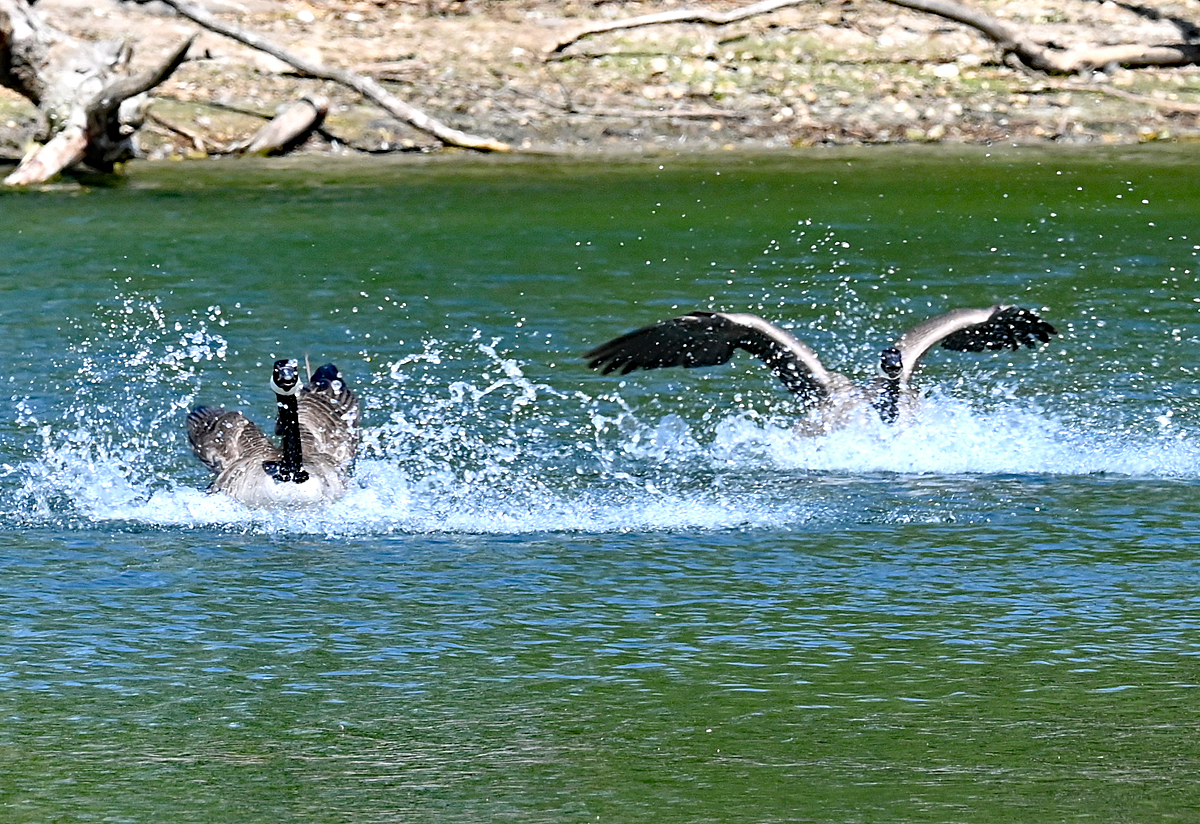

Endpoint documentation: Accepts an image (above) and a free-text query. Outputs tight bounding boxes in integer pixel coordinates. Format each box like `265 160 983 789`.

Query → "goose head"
878 347 903 381
271 358 301 396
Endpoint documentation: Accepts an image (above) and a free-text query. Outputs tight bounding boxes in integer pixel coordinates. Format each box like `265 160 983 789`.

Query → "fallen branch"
881 0 1200 72
1083 83 1200 115
547 0 1200 74
572 105 750 120
148 0 510 152
3 125 90 186
81 35 194 168
548 0 804 55
233 94 329 155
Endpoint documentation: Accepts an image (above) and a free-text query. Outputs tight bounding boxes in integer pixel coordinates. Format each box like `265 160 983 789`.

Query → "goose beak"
879 347 903 380
271 358 301 395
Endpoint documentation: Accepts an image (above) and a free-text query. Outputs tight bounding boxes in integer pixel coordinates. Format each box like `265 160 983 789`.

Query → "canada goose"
585 305 1057 432
187 359 360 507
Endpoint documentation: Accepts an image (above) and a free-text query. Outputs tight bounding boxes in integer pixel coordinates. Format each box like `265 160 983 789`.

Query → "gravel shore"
4 0 1200 161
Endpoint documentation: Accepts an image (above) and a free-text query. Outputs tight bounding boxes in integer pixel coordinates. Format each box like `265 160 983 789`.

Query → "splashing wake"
3 296 1198 536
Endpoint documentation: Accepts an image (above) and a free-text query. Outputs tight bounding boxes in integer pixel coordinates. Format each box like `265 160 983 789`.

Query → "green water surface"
1 146 1199 822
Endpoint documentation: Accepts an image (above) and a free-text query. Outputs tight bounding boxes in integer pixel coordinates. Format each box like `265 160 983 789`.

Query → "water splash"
4 296 1198 536
705 397 1200 477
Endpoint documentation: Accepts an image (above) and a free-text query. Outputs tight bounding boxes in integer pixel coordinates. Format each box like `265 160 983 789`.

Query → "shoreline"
4 0 1200 167
79 141 1195 191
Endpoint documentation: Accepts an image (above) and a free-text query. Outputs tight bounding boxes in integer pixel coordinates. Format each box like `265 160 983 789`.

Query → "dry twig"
548 0 804 55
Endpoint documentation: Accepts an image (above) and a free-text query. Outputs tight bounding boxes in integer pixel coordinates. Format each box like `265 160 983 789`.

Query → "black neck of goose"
273 392 308 483
874 379 901 425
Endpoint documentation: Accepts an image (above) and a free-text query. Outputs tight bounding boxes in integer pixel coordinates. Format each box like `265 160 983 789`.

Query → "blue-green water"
2 147 1199 821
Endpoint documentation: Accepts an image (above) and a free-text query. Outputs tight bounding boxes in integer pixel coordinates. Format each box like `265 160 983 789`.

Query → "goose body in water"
187 359 360 507
585 305 1057 433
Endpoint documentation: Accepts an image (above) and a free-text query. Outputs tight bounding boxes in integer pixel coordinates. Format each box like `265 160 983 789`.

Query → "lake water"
2 146 1199 822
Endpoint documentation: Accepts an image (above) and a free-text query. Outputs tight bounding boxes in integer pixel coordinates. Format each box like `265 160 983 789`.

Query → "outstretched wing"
297 363 360 472
187 406 277 474
584 311 834 404
894 305 1057 382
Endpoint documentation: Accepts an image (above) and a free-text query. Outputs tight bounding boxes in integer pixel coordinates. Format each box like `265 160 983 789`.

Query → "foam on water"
705 397 1200 477
4 295 1198 536
76 469 819 536
9 392 1199 537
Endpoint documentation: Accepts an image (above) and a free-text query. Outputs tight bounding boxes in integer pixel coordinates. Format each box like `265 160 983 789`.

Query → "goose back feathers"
188 359 360 507
585 305 1056 431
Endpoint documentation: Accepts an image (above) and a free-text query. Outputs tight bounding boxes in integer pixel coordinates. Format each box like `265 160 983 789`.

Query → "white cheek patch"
270 359 302 395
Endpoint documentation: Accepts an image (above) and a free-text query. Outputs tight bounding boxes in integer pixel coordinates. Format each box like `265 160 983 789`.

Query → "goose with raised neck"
187 358 360 507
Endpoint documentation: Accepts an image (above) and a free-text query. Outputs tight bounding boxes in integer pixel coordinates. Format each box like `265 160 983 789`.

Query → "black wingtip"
940 306 1058 352
1002 307 1057 348
584 356 634 376
583 350 609 372
583 339 638 375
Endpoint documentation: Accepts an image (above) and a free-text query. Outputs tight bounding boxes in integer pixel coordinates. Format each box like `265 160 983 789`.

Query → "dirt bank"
4 0 1200 163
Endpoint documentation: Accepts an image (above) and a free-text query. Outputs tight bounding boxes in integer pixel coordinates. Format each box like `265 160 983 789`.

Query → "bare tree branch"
1084 83 1200 114
547 0 1200 74
548 0 804 55
883 0 1022 44
81 34 194 168
882 0 1200 72
151 0 511 152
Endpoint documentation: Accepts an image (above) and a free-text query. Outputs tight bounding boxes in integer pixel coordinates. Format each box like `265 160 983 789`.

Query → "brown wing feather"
187 406 278 474
297 364 360 472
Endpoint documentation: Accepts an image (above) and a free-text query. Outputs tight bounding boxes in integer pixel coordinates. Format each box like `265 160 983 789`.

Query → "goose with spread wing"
187 359 360 507
585 305 1057 432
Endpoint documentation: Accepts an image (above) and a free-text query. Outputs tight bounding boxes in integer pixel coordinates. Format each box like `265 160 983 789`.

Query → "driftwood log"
233 94 330 156
0 0 192 185
548 0 1200 74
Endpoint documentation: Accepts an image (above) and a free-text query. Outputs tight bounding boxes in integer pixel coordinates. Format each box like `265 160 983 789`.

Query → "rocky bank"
4 0 1200 163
